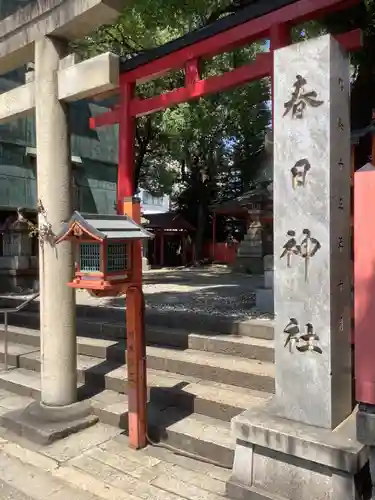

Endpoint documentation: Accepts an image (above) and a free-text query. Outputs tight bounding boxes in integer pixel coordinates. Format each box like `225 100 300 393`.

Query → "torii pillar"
0 0 123 443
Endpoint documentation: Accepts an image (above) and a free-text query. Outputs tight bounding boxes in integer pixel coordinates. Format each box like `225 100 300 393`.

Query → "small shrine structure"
209 182 273 270
144 212 195 267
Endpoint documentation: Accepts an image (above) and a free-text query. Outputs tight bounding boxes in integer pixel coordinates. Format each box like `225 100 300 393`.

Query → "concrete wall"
138 188 170 215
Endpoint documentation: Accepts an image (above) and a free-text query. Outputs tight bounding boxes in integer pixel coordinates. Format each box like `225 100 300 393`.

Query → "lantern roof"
55 212 154 244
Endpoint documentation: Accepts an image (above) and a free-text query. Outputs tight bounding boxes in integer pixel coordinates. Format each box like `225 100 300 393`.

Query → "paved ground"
0 390 230 500
0 479 35 500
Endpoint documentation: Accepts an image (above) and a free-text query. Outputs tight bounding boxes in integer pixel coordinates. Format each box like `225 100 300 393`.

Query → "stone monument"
235 215 264 274
0 0 123 444
0 214 38 293
227 34 368 500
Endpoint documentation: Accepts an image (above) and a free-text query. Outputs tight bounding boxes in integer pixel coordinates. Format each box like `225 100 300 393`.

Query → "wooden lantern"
55 212 153 293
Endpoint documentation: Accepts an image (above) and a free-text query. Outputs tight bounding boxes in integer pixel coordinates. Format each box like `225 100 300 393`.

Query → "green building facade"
0 78 119 215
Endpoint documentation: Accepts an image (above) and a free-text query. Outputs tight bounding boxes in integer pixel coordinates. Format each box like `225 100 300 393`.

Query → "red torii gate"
90 0 362 450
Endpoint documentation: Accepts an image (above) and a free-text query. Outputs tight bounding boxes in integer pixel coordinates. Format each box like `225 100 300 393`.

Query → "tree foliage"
74 1 270 191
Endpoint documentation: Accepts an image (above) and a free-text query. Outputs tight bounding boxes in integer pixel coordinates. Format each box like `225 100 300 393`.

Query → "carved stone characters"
291 159 311 189
280 229 321 281
283 318 323 354
283 75 324 119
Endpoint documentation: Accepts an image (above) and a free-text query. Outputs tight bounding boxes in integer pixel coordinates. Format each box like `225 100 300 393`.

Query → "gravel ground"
1 266 274 321
76 266 272 320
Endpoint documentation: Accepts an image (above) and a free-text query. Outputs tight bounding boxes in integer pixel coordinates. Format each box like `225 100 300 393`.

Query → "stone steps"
0 336 275 401
0 369 238 468
0 354 272 422
0 298 275 337
0 320 274 467
0 321 275 360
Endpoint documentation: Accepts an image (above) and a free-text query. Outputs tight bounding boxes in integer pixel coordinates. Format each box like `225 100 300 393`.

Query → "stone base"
0 400 98 446
255 288 274 314
357 406 375 445
264 271 273 290
227 401 370 500
234 257 264 275
142 257 151 272
0 271 38 294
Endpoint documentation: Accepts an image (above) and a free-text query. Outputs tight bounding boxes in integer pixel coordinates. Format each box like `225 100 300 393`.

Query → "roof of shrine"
120 0 299 73
55 212 153 243
145 213 195 232
210 181 273 215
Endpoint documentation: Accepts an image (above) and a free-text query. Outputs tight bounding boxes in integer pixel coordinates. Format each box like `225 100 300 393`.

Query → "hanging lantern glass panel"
80 242 101 272
107 242 129 273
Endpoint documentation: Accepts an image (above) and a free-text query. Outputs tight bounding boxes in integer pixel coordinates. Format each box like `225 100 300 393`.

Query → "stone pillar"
273 35 352 429
227 36 367 500
35 37 77 407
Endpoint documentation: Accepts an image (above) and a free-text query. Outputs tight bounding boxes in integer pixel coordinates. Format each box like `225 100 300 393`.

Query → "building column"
35 36 77 407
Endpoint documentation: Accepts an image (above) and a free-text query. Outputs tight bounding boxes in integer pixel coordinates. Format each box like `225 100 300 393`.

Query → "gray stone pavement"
0 390 230 500
0 480 35 500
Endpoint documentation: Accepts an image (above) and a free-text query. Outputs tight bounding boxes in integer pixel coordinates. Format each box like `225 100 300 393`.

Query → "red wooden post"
120 89 147 449
125 285 147 449
354 169 375 405
123 198 147 450
118 83 135 211
185 59 200 85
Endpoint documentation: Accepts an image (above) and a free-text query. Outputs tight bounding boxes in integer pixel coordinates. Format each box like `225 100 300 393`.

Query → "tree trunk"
195 202 206 262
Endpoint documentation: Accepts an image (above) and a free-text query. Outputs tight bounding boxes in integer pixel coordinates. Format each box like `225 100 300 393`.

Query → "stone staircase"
0 310 274 468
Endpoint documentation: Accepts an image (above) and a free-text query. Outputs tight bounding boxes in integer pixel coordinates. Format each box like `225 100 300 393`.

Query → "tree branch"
205 0 257 25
